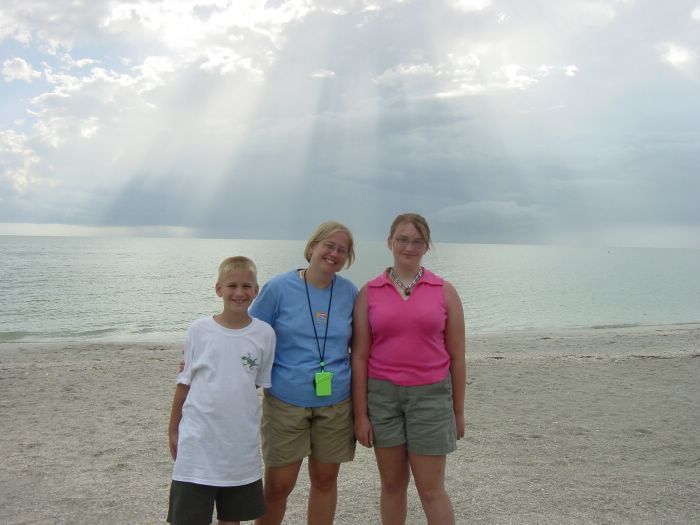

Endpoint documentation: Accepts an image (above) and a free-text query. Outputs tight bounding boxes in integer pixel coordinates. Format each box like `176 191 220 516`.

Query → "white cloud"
311 69 336 79
200 47 263 78
493 64 539 89
2 58 42 82
564 65 579 77
60 54 99 69
449 0 492 13
692 6 700 21
0 131 45 193
660 42 695 70
374 63 436 85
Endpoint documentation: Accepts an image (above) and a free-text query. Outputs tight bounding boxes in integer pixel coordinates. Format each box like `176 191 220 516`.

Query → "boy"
168 256 276 525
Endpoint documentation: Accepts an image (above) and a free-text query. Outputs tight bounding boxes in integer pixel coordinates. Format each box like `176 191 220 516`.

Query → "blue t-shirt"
250 269 358 407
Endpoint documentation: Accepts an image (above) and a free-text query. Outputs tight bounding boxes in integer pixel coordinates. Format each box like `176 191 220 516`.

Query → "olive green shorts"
261 391 356 467
368 375 457 455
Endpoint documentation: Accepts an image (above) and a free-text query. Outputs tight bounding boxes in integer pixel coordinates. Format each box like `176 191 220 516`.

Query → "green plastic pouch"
314 371 333 397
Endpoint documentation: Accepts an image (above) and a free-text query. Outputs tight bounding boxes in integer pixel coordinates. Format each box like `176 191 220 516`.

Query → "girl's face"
309 231 351 275
388 221 428 266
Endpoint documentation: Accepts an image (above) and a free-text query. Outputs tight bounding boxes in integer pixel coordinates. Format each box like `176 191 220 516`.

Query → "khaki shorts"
368 376 457 456
261 391 356 467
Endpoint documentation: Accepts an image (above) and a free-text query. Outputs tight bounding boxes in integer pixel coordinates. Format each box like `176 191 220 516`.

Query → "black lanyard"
303 271 334 371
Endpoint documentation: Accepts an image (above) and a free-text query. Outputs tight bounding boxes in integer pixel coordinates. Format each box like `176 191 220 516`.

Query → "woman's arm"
351 285 374 448
444 281 466 439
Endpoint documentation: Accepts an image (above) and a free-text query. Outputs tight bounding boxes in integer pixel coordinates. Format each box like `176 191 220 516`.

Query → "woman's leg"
375 445 411 525
408 453 454 525
307 458 341 525
255 460 302 525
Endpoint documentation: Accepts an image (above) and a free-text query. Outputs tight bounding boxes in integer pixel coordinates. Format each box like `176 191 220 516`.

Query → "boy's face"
215 268 259 313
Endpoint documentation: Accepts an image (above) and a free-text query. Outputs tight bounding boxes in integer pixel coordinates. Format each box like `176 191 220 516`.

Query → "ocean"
1 235 699 343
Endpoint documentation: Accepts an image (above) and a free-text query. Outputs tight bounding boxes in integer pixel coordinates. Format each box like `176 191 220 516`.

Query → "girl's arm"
351 286 374 448
444 281 466 439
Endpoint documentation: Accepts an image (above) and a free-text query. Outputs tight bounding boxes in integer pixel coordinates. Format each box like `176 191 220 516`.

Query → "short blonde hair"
217 256 258 284
388 213 432 250
304 221 356 268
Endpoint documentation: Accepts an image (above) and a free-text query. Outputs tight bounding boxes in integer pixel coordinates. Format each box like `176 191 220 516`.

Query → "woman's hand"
455 411 465 440
354 415 374 448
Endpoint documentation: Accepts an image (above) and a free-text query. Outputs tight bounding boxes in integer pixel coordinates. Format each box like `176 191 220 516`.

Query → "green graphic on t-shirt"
241 353 259 371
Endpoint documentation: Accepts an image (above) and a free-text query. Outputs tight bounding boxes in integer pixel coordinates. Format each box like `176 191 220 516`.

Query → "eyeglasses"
321 241 349 256
393 236 427 248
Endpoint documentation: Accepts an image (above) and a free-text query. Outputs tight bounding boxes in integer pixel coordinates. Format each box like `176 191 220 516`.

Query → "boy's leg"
255 460 303 525
167 480 216 525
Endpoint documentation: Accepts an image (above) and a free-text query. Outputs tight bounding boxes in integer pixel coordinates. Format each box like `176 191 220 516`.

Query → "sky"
1 0 699 248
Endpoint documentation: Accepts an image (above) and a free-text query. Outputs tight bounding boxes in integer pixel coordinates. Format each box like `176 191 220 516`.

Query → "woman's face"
308 231 351 275
388 221 428 266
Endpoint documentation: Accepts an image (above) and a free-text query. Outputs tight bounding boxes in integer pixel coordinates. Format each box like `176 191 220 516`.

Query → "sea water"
1 235 699 343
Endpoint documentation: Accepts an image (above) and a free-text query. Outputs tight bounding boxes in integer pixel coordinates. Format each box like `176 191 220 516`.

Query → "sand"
1 325 699 524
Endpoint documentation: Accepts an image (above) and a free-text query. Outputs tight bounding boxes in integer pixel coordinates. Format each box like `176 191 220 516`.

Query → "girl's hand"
354 415 374 448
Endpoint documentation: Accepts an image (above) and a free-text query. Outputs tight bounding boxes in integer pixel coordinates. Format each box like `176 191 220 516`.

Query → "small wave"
0 331 32 342
74 328 118 337
0 327 119 343
590 323 642 330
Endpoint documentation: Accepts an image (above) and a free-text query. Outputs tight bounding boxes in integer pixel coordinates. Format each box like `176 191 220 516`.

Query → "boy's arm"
168 383 190 460
255 326 276 389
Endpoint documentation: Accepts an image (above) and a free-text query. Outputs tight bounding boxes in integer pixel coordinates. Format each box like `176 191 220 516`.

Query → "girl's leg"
307 458 341 525
408 453 455 525
255 460 303 525
374 445 411 525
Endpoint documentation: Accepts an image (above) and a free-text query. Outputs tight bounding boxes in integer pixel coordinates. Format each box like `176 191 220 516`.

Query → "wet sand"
1 324 699 524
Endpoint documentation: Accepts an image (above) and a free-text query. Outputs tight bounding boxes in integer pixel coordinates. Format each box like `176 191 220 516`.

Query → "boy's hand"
169 430 178 460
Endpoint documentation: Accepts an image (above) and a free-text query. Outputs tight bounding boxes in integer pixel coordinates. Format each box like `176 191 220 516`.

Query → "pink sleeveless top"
366 268 449 386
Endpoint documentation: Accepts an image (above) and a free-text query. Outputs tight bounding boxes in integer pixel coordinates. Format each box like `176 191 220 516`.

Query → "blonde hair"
388 213 432 250
217 256 258 284
304 221 356 268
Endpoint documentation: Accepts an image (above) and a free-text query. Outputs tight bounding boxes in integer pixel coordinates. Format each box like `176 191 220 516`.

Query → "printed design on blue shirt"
315 311 328 323
241 353 259 372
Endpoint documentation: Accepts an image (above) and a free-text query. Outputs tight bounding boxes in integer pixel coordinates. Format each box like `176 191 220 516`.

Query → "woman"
352 212 466 525
250 221 357 525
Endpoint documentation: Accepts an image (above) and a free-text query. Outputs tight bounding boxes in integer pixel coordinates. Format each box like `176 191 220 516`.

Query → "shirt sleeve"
249 279 280 327
256 324 276 388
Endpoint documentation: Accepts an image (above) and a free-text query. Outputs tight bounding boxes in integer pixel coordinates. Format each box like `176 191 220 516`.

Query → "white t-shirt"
172 316 275 486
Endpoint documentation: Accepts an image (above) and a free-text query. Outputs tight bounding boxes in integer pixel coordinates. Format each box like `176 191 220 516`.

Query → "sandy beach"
1 325 699 524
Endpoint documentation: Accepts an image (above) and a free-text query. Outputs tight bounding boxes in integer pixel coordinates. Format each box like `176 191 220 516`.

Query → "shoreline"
1 324 699 524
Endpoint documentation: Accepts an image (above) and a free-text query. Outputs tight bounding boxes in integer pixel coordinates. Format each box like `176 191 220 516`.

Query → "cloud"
2 58 42 82
310 69 336 78
0 0 698 248
692 6 700 21
563 65 579 77
0 130 45 193
449 0 492 13
660 42 695 73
